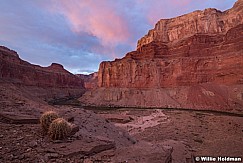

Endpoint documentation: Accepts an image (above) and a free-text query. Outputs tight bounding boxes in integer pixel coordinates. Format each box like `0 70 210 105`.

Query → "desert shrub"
40 111 59 133
48 118 71 140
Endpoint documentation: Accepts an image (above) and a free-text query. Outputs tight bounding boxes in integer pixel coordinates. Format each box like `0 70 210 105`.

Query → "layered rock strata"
76 72 98 89
98 24 243 88
137 0 243 49
0 46 85 100
80 0 243 112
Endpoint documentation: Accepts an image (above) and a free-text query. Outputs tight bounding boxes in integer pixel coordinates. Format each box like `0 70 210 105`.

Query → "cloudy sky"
0 0 237 74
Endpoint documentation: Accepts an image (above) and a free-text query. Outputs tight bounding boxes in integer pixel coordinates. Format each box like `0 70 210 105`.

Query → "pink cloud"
47 0 130 46
141 0 192 25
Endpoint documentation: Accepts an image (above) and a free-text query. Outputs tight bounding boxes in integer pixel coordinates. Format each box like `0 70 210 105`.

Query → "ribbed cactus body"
48 118 71 140
40 111 59 133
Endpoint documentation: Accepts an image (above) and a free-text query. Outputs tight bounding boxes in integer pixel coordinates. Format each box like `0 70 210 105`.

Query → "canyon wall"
76 72 98 89
98 24 243 88
0 46 85 100
137 0 243 49
80 0 243 113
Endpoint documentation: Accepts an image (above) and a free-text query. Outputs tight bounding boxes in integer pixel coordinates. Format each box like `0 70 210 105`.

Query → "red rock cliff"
0 46 85 99
137 0 243 49
81 0 243 112
76 72 98 89
98 0 243 88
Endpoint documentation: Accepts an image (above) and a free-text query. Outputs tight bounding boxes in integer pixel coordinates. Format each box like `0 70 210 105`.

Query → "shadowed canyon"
0 0 243 162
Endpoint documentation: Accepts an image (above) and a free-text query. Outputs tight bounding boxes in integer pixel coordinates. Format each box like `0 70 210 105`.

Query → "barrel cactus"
40 111 59 133
48 118 71 140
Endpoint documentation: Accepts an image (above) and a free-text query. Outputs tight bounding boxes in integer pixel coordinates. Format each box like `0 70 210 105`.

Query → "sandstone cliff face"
80 84 243 113
81 0 243 112
0 46 85 100
76 72 98 89
137 0 243 49
98 24 243 88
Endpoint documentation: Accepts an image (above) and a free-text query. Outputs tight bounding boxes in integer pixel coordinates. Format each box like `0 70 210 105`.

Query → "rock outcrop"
137 0 243 49
98 24 243 88
0 46 85 100
80 0 243 113
76 72 98 89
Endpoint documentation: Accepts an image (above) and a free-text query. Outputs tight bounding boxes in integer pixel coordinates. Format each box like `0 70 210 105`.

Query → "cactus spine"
40 111 59 133
48 118 71 140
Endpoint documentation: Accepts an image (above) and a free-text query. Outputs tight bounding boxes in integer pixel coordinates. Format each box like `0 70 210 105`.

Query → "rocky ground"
1 103 242 162
95 108 243 162
1 82 243 163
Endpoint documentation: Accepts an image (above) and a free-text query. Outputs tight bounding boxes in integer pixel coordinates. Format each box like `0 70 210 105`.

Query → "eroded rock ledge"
137 0 243 49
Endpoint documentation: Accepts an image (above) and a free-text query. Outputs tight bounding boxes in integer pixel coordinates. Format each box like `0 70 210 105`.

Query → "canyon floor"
96 108 243 157
1 98 242 162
